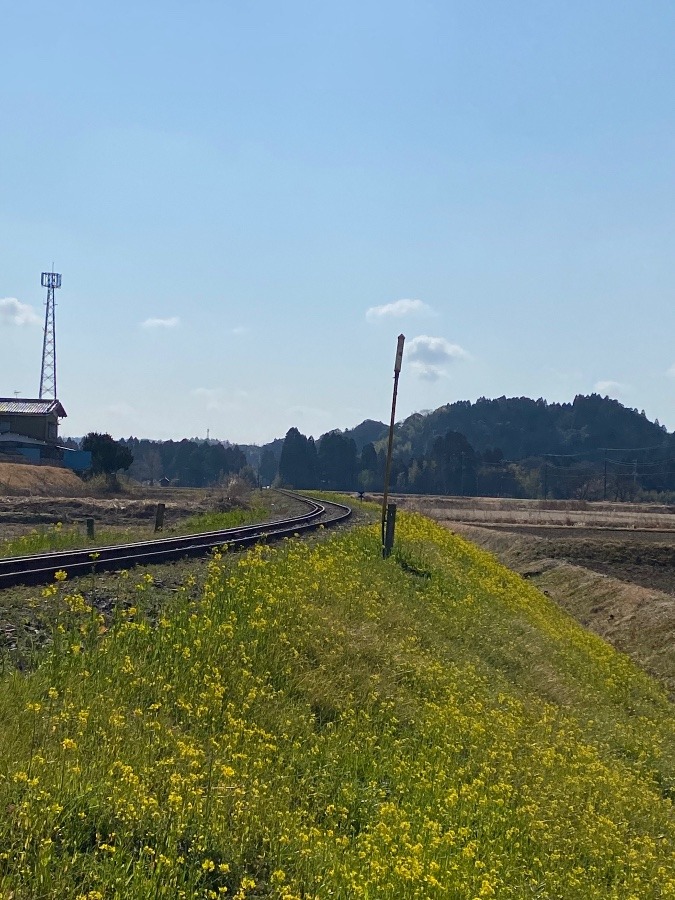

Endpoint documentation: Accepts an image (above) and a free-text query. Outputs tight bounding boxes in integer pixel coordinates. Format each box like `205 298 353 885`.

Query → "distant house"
0 397 65 443
0 398 90 471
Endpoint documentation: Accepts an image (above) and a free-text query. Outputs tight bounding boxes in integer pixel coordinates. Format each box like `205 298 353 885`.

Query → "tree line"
264 395 675 500
71 395 675 500
66 435 252 488
120 438 250 488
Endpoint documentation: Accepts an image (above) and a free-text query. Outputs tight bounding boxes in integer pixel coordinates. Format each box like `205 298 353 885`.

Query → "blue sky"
2 1 675 443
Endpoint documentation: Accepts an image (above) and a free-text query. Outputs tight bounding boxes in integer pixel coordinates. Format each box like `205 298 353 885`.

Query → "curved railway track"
0 492 351 590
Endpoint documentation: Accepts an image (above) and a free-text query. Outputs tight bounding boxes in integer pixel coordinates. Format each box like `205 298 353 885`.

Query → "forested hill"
247 396 672 479
95 395 673 497
258 393 673 499
386 394 671 461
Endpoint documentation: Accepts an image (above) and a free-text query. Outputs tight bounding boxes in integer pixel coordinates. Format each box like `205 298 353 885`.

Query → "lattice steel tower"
39 270 61 399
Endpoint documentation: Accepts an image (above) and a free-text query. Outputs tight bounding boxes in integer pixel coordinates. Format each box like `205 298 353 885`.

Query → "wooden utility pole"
381 334 405 558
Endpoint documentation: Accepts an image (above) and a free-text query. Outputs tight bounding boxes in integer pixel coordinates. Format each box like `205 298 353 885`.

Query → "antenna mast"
39 269 61 399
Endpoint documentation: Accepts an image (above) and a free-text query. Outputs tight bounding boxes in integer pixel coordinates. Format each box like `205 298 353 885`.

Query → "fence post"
86 517 95 539
154 503 166 533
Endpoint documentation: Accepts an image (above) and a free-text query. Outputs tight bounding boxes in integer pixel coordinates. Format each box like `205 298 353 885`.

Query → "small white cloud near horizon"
366 298 433 323
0 298 40 326
140 316 180 329
594 380 629 398
407 335 470 381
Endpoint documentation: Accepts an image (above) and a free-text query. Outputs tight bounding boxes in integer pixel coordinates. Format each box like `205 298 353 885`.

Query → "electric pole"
381 334 405 558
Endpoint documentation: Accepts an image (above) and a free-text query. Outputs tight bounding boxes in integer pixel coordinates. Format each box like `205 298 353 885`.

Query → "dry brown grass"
389 493 675 532
0 462 85 497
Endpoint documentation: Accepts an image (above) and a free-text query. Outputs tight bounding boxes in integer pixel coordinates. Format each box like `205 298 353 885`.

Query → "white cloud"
594 380 628 397
407 335 470 381
366 298 433 323
0 297 40 326
666 364 675 379
230 326 248 336
140 316 180 329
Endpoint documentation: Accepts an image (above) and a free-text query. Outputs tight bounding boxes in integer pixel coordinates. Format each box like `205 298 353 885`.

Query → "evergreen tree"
430 431 477 495
279 428 317 488
360 442 378 473
357 442 379 490
259 448 278 486
318 431 358 489
82 433 134 478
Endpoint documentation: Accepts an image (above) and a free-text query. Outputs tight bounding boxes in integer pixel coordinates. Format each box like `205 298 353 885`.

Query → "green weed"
0 513 672 898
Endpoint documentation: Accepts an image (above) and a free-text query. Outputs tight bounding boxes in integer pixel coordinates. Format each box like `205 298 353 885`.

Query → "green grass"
0 507 269 560
178 505 268 535
0 512 672 898
0 522 139 558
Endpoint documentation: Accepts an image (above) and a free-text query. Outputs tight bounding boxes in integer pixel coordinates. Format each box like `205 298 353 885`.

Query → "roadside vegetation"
0 522 139 558
179 504 268 536
398 495 675 696
0 511 672 897
0 504 270 560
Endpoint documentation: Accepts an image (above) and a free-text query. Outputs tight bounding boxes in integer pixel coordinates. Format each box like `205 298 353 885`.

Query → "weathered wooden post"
154 503 166 533
86 517 95 539
381 334 405 558
383 502 397 558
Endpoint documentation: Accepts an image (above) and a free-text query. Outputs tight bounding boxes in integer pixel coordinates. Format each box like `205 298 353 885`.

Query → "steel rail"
0 491 351 590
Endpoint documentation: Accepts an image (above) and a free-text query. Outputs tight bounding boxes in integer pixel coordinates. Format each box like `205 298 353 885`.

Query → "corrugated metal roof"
0 398 67 416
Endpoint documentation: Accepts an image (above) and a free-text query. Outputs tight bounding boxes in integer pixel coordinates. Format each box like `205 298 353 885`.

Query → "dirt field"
392 495 675 597
0 462 308 543
394 494 675 532
391 495 675 696
0 490 209 541
0 485 311 545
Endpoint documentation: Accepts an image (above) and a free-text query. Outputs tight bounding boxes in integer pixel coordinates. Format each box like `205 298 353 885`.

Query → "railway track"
0 492 351 590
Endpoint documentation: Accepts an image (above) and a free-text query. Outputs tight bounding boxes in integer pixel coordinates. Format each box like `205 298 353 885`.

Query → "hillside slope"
0 513 672 897
392 393 671 459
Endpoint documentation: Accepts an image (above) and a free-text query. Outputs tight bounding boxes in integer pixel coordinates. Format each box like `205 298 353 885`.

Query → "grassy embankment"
0 506 267 559
0 511 673 898
0 463 85 498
